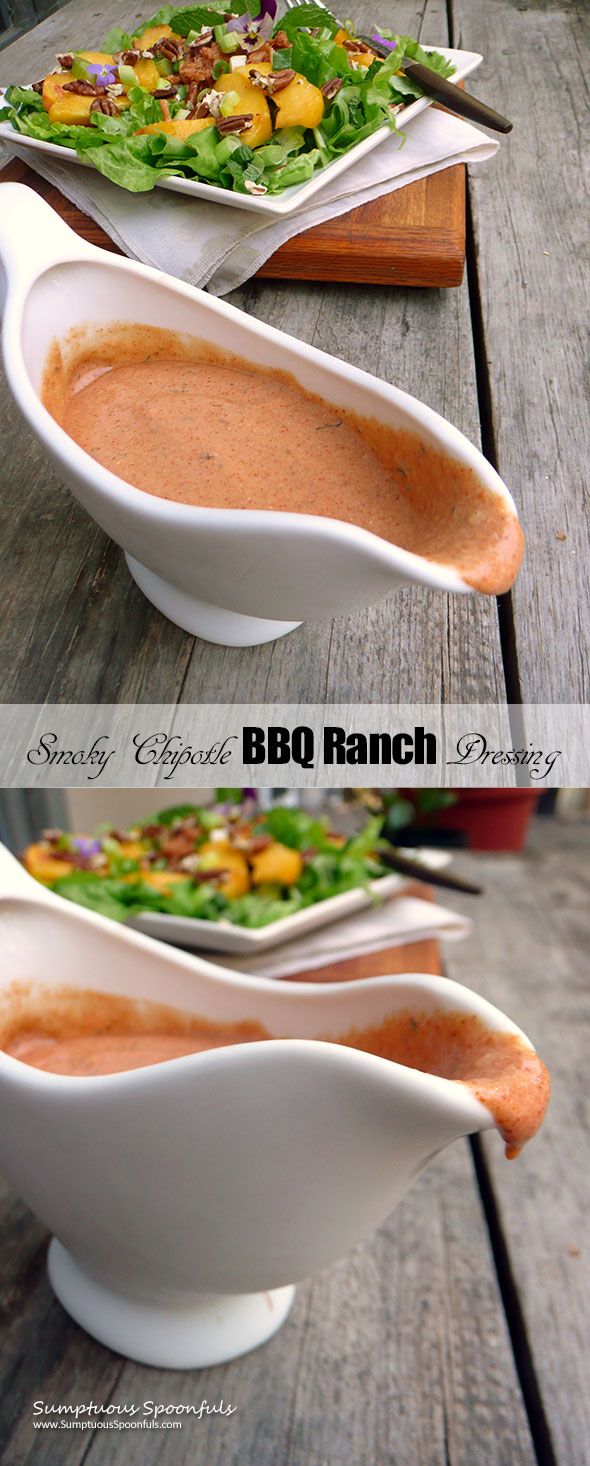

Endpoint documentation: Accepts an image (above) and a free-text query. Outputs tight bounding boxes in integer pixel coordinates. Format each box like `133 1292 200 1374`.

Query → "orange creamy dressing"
1 985 549 1158
41 324 524 596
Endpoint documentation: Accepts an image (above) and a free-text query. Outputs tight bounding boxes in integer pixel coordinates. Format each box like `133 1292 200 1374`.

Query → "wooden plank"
442 821 590 1466
0 0 507 705
452 0 590 704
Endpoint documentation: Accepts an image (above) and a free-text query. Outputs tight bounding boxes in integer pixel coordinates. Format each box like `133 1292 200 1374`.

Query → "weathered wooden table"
0 819 587 1465
0 0 587 705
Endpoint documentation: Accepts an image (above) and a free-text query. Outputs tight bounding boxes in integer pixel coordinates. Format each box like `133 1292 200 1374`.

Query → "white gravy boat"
1 183 521 647
0 844 539 1369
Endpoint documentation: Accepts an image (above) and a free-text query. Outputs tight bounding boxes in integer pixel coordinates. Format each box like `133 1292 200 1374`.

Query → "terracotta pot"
402 790 540 852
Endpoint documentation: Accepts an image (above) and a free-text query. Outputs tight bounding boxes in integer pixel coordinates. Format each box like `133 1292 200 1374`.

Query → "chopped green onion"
219 88 240 115
118 63 139 90
215 133 243 163
219 30 240 53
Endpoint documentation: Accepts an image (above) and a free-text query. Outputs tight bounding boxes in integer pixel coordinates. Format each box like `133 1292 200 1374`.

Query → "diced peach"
133 24 182 49
42 70 74 111
130 57 161 92
48 94 95 126
135 118 215 138
251 842 303 887
214 69 273 149
197 841 250 899
272 73 324 129
22 843 75 883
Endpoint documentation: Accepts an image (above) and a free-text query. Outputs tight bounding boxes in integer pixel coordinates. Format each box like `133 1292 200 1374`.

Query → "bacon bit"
247 40 272 65
249 835 273 854
160 831 198 865
159 98 171 120
272 29 290 49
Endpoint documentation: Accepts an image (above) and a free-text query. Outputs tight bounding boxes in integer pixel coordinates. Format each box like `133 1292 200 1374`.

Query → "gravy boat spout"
0 184 522 647
0 846 546 1369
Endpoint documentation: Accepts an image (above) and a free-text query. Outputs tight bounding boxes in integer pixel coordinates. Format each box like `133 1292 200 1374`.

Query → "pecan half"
248 66 295 92
187 29 214 50
62 79 98 95
216 112 253 134
31 80 44 93
90 96 119 115
153 82 178 97
56 52 73 69
321 76 342 100
152 36 184 59
343 38 371 52
114 48 141 65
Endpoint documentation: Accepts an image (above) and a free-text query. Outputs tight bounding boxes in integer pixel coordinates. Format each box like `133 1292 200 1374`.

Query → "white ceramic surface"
0 48 482 217
0 184 521 647
0 845 536 1368
129 849 452 953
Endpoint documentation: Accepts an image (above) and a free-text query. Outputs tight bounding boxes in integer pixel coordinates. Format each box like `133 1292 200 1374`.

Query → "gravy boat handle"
0 183 96 300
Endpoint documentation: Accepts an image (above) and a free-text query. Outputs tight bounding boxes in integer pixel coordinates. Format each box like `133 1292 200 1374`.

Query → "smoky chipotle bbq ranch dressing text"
41 324 524 597
1 984 549 1158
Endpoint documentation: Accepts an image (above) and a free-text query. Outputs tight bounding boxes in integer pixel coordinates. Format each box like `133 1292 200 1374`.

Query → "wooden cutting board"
0 155 465 287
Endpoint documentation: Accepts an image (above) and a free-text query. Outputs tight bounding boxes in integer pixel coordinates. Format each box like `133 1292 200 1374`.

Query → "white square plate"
0 47 481 216
127 849 452 953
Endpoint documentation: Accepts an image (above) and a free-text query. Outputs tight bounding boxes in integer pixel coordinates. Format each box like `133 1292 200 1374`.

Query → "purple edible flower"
369 33 397 51
86 62 118 88
226 0 276 48
72 837 103 858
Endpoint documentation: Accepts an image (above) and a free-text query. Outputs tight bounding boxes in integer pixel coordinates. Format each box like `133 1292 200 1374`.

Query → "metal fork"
282 0 513 132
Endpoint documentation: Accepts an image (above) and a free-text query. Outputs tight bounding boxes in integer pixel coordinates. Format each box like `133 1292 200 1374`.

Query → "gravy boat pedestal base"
125 555 301 647
48 1241 295 1368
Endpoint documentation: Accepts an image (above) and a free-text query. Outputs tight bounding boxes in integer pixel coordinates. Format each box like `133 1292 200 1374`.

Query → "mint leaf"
277 4 339 40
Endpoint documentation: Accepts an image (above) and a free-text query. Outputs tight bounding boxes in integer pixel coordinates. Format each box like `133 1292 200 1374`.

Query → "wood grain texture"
0 0 507 705
443 820 590 1466
258 165 466 287
452 0 590 705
